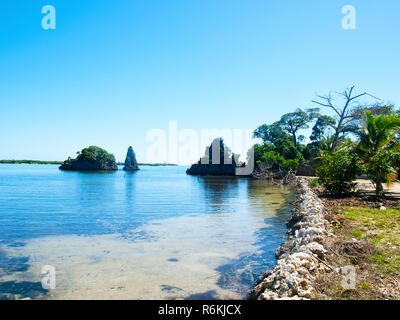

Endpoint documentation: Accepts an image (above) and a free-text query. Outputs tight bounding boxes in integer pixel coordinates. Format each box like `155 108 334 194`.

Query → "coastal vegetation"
250 178 400 300
76 146 116 167
0 160 63 165
355 111 400 196
316 142 364 195
59 146 118 171
251 86 400 300
253 86 400 197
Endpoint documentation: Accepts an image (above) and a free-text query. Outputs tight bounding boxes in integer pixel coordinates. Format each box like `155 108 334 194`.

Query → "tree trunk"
376 182 384 196
375 173 384 196
293 133 297 147
330 123 342 152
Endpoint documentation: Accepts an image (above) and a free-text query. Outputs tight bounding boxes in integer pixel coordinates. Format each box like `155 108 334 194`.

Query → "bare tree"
311 86 381 152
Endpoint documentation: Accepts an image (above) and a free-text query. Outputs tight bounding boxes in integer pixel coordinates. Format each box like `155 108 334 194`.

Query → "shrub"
363 149 400 195
356 111 400 195
316 144 364 195
308 178 320 188
280 158 300 174
260 150 299 174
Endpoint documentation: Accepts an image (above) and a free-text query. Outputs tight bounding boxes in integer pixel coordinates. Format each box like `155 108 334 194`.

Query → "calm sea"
0 164 293 300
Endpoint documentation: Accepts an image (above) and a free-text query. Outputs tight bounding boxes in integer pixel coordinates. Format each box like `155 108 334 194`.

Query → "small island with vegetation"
59 146 118 171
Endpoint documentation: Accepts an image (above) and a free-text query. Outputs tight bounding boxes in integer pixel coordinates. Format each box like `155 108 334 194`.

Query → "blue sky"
1 0 399 164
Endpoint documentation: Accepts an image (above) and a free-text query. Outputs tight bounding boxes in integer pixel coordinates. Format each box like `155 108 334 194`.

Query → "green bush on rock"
76 146 116 168
60 146 117 171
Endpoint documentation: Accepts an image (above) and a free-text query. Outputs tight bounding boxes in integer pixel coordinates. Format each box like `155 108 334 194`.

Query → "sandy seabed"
1 194 290 300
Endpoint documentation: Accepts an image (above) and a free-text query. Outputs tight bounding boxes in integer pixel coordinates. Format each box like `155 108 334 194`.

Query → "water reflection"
196 177 241 214
0 165 294 300
124 170 138 207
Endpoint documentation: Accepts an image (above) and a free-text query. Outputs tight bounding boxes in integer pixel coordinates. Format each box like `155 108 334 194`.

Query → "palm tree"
358 112 400 153
356 111 400 195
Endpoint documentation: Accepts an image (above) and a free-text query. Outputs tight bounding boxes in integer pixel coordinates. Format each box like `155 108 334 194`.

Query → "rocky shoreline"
249 177 333 300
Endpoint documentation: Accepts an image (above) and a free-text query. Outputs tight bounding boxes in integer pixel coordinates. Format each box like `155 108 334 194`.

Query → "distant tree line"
0 160 62 164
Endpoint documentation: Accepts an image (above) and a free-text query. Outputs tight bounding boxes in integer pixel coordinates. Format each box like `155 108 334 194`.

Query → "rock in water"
186 138 245 176
123 146 139 171
59 146 118 171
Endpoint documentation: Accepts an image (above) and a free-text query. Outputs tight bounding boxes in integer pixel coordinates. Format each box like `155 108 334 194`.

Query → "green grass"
359 281 371 290
307 178 320 188
343 207 400 246
351 229 363 239
372 251 400 274
342 206 400 274
317 204 400 300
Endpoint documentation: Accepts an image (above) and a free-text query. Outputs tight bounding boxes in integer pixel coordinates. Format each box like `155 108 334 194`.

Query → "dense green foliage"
355 112 400 195
316 143 364 194
278 109 310 147
253 108 321 174
57 146 116 168
254 143 300 174
74 146 116 167
253 118 306 172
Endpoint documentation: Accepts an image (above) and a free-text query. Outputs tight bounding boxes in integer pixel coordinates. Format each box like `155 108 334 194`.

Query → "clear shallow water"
0 164 293 300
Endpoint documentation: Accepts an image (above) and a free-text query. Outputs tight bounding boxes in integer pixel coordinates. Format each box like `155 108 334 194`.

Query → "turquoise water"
0 164 293 300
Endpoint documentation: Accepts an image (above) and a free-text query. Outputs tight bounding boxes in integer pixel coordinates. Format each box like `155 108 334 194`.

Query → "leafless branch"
311 86 382 152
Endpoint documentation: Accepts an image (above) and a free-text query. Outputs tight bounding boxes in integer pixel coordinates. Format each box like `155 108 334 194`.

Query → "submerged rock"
123 146 139 171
